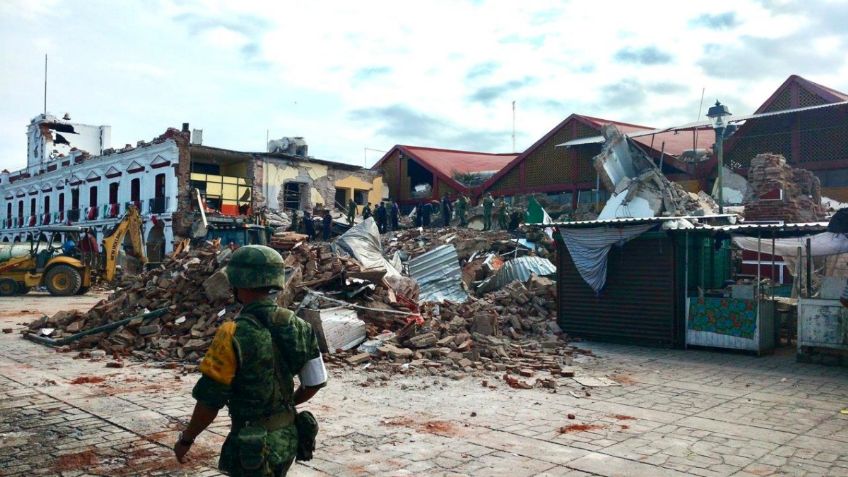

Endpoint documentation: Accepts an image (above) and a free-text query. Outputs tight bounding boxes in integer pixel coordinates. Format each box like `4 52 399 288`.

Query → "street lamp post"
707 100 732 214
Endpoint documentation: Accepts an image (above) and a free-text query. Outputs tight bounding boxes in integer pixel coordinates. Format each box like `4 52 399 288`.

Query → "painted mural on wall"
688 297 757 339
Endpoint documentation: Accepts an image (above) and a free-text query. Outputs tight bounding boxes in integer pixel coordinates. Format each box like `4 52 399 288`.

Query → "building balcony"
149 196 168 214
42 213 51 225
67 209 81 222
126 200 143 214
86 206 99 221
106 203 120 218
28 215 36 227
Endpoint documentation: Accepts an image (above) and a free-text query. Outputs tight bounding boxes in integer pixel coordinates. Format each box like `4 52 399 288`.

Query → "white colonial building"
1 114 180 261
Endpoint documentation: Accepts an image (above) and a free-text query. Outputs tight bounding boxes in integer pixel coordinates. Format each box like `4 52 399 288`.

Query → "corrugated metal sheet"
552 214 736 228
711 222 828 233
478 256 556 293
558 235 683 347
408 244 469 304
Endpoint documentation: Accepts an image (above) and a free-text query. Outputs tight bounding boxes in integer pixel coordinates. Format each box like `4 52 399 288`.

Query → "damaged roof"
373 145 517 193
480 113 705 191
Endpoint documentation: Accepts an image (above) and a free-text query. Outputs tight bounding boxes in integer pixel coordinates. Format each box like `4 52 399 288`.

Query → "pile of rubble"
25 217 569 388
744 153 826 222
26 243 237 362
594 125 717 220
334 275 575 387
383 227 514 260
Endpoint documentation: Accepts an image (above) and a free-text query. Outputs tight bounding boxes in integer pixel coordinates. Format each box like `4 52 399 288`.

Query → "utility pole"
43 54 48 116
363 148 387 168
511 100 516 153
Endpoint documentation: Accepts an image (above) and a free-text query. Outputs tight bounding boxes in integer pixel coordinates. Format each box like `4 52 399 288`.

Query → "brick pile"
335 275 575 388
26 243 237 362
25 241 362 362
25 224 570 388
383 227 514 260
744 153 826 222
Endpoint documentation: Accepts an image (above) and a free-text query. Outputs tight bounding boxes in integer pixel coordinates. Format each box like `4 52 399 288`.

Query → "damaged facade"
480 114 714 209
2 114 181 262
432 74 845 225
254 152 383 213
2 115 383 260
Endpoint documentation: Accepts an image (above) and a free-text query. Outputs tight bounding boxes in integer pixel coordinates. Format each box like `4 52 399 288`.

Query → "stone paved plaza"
2 294 848 476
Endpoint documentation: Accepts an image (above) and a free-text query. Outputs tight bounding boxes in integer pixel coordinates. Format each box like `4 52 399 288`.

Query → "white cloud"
0 0 846 172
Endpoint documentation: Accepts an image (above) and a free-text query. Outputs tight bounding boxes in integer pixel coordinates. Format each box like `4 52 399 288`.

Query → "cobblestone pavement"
2 295 848 476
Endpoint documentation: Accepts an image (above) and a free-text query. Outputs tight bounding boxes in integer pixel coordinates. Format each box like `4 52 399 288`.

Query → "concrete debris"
595 125 717 219
744 153 826 222
263 208 291 231
23 207 583 387
269 232 309 251
714 166 751 205
300 307 367 354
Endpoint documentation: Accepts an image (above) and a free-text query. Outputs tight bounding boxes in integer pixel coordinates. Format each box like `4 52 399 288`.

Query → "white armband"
299 353 328 387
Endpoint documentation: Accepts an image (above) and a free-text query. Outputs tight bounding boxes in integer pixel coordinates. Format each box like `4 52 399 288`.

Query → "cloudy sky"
1 0 847 171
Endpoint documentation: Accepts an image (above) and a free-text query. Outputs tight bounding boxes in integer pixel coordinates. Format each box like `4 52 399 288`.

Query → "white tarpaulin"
333 218 401 278
732 232 848 257
561 224 655 293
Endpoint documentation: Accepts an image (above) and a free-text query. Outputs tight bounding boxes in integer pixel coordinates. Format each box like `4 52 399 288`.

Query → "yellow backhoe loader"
0 205 146 296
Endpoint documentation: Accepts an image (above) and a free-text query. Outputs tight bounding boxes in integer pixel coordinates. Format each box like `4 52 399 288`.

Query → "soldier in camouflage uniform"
497 198 509 230
174 245 327 476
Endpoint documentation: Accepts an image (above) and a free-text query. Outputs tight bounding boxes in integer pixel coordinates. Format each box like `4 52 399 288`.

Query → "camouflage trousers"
218 424 298 477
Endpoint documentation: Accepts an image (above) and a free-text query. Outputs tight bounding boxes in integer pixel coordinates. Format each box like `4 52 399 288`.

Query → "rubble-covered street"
2 293 848 477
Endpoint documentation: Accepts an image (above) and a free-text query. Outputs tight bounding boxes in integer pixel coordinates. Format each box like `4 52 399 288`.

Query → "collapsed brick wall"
744 153 826 222
170 131 193 240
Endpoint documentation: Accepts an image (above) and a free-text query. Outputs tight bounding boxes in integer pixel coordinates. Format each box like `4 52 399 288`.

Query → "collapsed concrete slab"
594 125 717 219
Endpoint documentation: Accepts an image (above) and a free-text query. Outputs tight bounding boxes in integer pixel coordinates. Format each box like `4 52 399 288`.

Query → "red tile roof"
633 127 716 157
371 145 518 193
398 145 517 178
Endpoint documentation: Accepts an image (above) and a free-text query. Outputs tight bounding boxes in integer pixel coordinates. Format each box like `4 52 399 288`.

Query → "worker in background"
63 236 76 255
346 199 356 226
441 194 453 227
362 202 372 221
455 195 468 227
80 228 99 268
482 193 494 231
322 211 332 240
375 202 388 234
421 201 432 228
303 210 315 241
390 202 400 231
289 210 299 233
497 198 509 230
174 245 327 475
414 202 423 228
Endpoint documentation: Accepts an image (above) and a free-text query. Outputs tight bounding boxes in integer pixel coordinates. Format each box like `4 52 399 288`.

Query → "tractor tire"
44 265 82 296
0 279 17 296
76 286 90 295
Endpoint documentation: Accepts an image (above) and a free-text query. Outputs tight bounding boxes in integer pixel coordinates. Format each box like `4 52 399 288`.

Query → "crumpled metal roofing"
477 256 557 293
408 244 469 304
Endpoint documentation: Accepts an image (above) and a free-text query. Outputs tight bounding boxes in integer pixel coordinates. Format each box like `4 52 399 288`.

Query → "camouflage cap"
226 245 286 289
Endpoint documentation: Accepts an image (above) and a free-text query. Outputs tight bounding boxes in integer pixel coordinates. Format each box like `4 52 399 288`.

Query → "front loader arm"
102 205 148 282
